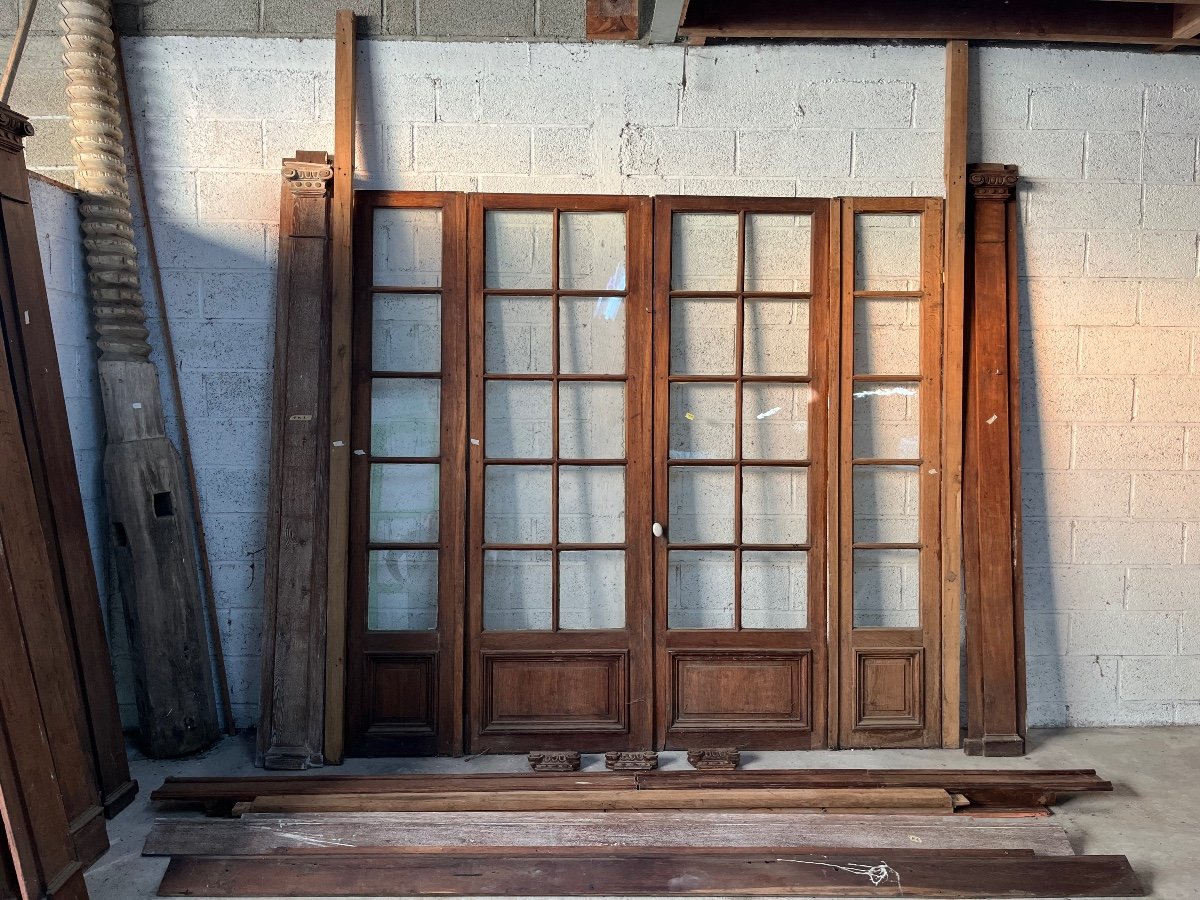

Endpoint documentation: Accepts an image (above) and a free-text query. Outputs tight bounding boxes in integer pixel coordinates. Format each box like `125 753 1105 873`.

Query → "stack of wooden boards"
146 768 1144 897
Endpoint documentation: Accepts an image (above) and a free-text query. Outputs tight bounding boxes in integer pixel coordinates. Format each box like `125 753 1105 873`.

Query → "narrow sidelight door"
653 198 833 750
466 195 653 753
346 192 467 755
836 199 944 749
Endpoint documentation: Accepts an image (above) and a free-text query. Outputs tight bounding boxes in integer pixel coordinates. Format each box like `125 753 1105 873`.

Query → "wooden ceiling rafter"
674 0 1200 50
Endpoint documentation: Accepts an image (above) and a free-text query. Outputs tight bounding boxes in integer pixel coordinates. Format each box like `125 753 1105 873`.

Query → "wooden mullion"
484 288 628 298
941 38 969 750
465 194 487 754
550 209 561 634
484 373 626 383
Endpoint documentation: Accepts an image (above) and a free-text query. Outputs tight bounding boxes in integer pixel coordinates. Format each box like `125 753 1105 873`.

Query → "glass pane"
852 381 920 460
742 467 808 545
744 213 812 292
485 210 552 289
854 213 922 291
669 466 733 543
559 550 625 630
367 550 437 631
744 298 809 376
373 294 440 371
853 548 920 628
373 208 442 287
559 297 626 375
483 550 552 630
485 296 552 374
369 464 438 542
854 297 921 374
484 465 551 544
669 383 734 460
370 379 440 457
743 382 809 460
670 298 736 374
560 382 625 459
742 550 808 629
559 212 627 291
668 550 734 629
485 380 552 458
671 213 738 291
560 466 624 543
854 466 920 543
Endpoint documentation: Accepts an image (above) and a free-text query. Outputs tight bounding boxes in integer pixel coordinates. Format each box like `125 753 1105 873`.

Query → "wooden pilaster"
257 153 334 769
963 163 1027 757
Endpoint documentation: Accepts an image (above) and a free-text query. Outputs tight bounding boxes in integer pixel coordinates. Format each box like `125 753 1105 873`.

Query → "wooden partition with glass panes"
837 198 944 749
342 190 947 755
466 195 653 753
652 197 833 750
346 192 466 756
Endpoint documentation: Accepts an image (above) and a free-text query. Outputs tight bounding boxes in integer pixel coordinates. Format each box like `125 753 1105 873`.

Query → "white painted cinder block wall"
62 37 1195 729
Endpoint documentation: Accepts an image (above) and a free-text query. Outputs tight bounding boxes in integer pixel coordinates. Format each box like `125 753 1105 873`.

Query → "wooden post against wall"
963 163 1026 758
940 40 968 749
257 153 335 769
325 8 356 767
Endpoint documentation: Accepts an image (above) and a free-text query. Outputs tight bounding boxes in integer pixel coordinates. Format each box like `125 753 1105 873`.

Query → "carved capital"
968 163 1019 200
528 750 581 772
605 750 659 771
687 747 740 771
282 155 333 197
0 104 35 154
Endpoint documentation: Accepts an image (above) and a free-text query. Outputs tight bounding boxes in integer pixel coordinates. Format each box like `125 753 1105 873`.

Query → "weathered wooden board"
241 788 955 814
151 768 1110 810
157 850 1145 898
143 811 1075 857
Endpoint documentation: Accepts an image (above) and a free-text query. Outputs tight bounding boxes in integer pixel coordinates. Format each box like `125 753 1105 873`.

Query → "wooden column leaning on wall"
0 110 137 817
963 163 1027 757
0 104 94 900
257 153 335 769
0 103 110 868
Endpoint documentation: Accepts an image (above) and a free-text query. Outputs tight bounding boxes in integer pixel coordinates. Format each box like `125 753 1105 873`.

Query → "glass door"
466 195 652 753
653 197 832 750
837 198 944 749
346 192 466 755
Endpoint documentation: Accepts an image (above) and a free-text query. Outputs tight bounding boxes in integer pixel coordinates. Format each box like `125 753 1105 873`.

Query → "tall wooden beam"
325 7 356 767
941 40 968 750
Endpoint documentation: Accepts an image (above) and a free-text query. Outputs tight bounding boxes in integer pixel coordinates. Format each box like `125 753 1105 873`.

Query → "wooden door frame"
465 193 654 753
345 191 467 756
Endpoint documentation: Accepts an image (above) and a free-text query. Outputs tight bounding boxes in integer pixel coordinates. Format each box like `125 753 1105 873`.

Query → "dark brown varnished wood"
157 850 1145 898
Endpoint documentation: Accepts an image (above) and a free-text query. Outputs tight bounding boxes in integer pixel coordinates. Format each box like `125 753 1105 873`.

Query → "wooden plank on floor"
157 850 1145 897
142 811 1076 857
150 769 1110 804
242 787 956 814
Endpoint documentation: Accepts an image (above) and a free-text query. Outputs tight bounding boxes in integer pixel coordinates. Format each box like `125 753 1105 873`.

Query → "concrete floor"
84 727 1200 899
